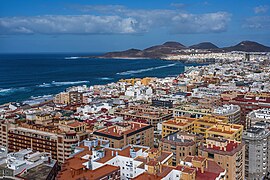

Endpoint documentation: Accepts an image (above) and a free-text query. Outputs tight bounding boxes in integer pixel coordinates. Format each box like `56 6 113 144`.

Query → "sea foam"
37 81 89 88
117 63 177 76
0 87 29 96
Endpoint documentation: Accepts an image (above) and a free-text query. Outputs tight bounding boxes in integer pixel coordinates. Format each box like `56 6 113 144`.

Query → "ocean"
0 53 200 104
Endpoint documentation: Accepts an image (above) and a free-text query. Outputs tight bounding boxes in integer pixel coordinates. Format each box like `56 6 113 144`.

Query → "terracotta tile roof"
97 146 132 163
146 160 159 166
196 160 225 180
95 122 150 137
58 164 119 180
157 151 172 162
68 121 85 127
157 165 175 178
133 172 162 180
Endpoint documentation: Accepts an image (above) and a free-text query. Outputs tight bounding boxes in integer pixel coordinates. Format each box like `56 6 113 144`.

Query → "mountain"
189 42 219 49
223 41 270 52
142 41 186 58
96 40 270 59
103 41 187 58
103 48 143 58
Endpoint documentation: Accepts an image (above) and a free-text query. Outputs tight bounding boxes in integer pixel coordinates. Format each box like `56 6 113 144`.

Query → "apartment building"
221 91 270 126
162 117 196 137
242 122 270 179
193 115 229 138
213 104 241 124
54 92 70 105
114 105 172 131
0 147 58 179
0 119 88 163
69 91 84 105
57 138 173 180
93 122 154 148
160 131 197 166
205 123 243 142
162 115 243 142
246 108 270 128
134 155 226 180
199 137 245 180
173 104 212 118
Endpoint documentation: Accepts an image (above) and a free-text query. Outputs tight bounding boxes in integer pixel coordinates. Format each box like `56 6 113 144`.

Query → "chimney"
159 163 162 173
146 156 150 163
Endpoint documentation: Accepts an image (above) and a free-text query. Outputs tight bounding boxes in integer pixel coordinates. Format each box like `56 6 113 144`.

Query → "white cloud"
171 12 230 33
244 16 270 30
0 5 231 35
254 5 269 14
0 15 141 35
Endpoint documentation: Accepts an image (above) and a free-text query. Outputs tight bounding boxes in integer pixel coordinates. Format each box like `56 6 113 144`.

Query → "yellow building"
162 117 196 137
119 77 154 86
141 77 155 85
193 115 228 137
119 78 141 85
162 115 243 141
54 92 70 104
205 124 243 142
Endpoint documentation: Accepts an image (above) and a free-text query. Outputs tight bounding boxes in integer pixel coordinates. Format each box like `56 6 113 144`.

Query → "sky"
0 0 270 53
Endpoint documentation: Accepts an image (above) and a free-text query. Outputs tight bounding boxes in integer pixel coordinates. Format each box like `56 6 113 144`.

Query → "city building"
193 115 229 138
213 104 241 124
69 91 84 105
93 122 154 148
242 122 270 179
173 104 212 118
162 115 243 141
160 131 197 166
151 98 173 108
133 155 226 180
221 91 270 126
57 138 173 180
199 137 245 180
114 105 172 131
0 119 88 163
162 117 196 137
54 92 70 105
205 123 243 142
0 147 58 179
246 108 270 128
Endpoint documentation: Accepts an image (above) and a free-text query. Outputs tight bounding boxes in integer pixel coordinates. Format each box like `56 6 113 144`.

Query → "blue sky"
0 0 270 53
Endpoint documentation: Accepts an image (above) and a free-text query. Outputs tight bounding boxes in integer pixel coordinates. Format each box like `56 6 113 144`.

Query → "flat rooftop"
20 163 55 180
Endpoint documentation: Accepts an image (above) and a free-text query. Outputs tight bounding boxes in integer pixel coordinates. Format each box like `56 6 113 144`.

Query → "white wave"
0 87 29 96
98 77 113 80
23 94 54 105
52 81 89 86
117 63 177 76
65 56 80 60
36 81 89 88
29 94 53 100
36 83 52 88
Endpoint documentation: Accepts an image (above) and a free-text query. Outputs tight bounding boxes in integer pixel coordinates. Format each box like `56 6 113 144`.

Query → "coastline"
0 54 203 105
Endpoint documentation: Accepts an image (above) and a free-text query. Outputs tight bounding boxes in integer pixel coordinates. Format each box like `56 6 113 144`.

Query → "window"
208 153 214 159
